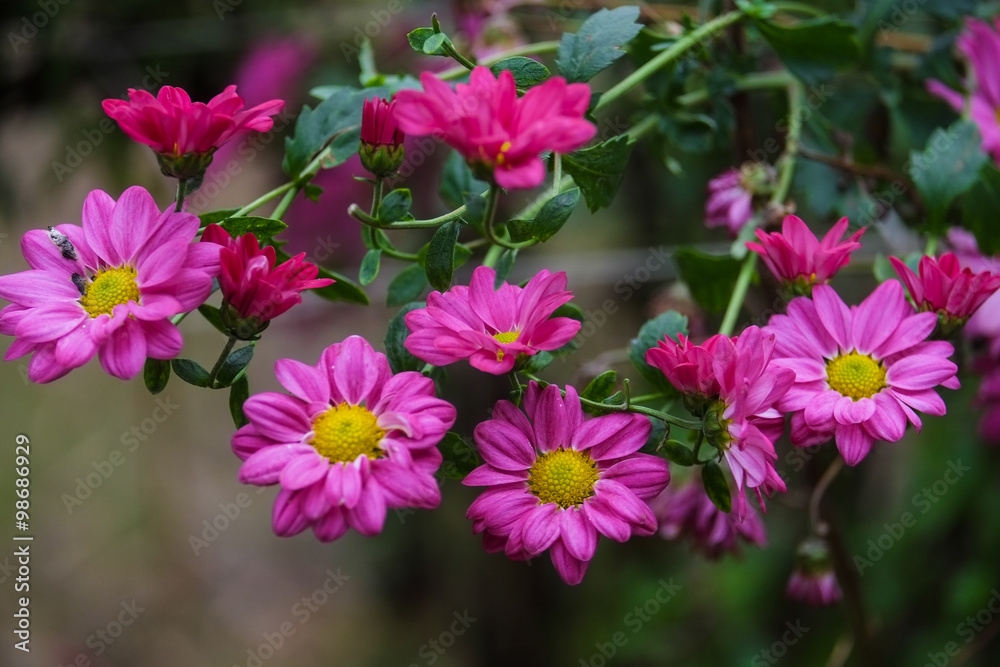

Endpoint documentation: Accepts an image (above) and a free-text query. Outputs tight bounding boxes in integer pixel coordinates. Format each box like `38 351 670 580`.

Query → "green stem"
271 187 298 221
482 184 521 251
595 10 745 113
175 179 188 212
231 182 295 217
719 253 758 337
676 70 796 107
208 336 238 389
438 41 562 80
924 234 939 256
482 243 504 269
771 1 829 17
809 457 844 534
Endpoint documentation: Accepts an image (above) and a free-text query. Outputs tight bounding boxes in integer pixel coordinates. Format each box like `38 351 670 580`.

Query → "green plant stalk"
482 243 504 269
675 70 796 107
175 178 189 212
207 335 238 389
231 182 295 217
438 41 562 80
595 9 745 113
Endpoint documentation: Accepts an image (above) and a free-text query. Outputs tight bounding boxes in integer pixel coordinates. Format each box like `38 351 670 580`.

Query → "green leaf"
553 302 585 322
702 460 732 513
229 375 250 428
274 249 369 305
507 188 581 243
198 208 239 226
359 249 382 285
872 253 896 284
425 220 462 292
490 57 551 88
378 188 413 223
629 310 689 392
387 263 428 306
462 192 488 234
171 358 211 388
439 150 488 209
384 302 424 374
436 432 480 480
495 248 518 285
752 15 859 86
562 136 634 212
215 344 255 388
675 247 745 314
961 163 1000 255
556 6 643 83
304 183 324 203
143 358 170 395
581 370 618 409
911 120 988 233
197 304 229 336
662 440 695 467
219 216 288 243
602 391 626 407
407 28 439 53
283 85 387 177
521 351 554 374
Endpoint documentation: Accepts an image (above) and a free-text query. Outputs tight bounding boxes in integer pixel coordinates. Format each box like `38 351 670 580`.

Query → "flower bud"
786 537 842 606
360 97 405 176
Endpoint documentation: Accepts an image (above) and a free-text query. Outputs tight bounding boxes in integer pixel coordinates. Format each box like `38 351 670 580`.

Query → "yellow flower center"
527 448 599 509
496 140 512 165
493 330 519 344
309 403 385 463
826 351 887 401
79 266 140 317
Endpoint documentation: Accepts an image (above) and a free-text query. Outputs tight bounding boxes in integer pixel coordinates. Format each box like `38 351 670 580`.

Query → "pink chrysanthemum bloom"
765 280 960 466
463 382 669 585
0 187 220 383
393 66 595 189
648 472 766 558
360 97 405 176
404 265 581 374
200 224 333 340
785 537 842 606
746 215 864 296
232 336 457 541
890 253 1000 335
927 18 1000 164
102 85 284 179
705 163 775 236
646 326 793 517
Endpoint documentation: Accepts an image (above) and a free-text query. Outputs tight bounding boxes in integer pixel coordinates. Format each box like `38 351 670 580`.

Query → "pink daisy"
393 66 595 189
463 382 669 585
705 163 775 236
890 252 1000 333
0 186 220 382
232 336 456 541
200 224 333 339
404 265 581 374
746 215 864 294
764 280 960 465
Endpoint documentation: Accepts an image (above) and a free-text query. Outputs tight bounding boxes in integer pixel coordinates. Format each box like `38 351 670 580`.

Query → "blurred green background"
1 0 999 665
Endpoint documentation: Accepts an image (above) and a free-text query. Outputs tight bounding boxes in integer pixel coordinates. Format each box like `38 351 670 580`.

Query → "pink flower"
200 225 333 339
765 280 960 466
705 163 775 236
404 266 581 374
0 187 220 382
890 253 1000 332
645 332 729 404
102 85 284 179
393 66 595 189
464 382 669 584
360 97 405 176
232 336 457 541
648 472 766 558
746 215 864 294
785 537 841 606
927 18 1000 163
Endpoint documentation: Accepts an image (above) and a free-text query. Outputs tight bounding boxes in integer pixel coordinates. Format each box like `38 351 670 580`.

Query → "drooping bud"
786 537 842 606
702 399 732 452
359 97 405 176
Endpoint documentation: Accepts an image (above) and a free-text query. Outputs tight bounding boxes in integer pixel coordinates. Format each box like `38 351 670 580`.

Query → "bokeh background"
1 0 999 665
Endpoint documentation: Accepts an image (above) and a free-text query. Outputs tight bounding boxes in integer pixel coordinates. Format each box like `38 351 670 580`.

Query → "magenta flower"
102 85 284 179
705 163 775 236
359 97 405 176
746 215 864 294
765 280 960 466
232 336 457 541
404 266 581 374
393 66 595 189
0 187 220 382
464 382 669 584
200 224 332 339
648 473 766 559
645 332 729 405
927 18 1000 163
785 537 842 606
890 253 1000 333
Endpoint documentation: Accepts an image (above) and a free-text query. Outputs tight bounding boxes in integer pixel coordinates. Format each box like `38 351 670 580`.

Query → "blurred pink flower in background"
705 162 775 236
